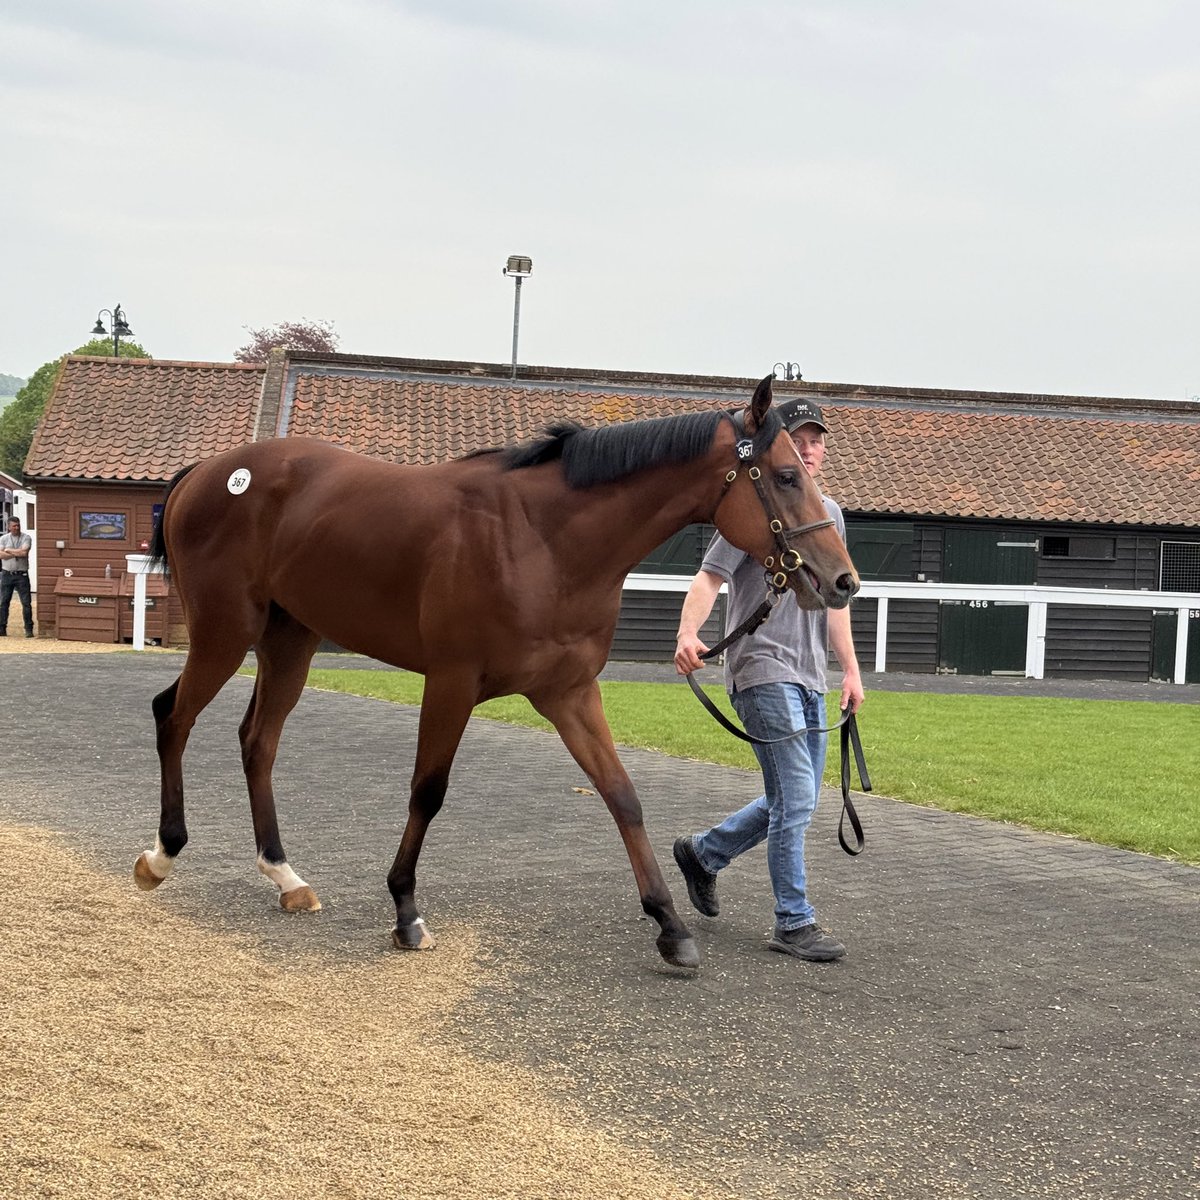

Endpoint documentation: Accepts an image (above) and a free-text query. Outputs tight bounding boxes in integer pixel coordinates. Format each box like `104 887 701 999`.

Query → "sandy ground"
0 637 156 654
0 594 174 655
2 595 117 653
0 822 723 1200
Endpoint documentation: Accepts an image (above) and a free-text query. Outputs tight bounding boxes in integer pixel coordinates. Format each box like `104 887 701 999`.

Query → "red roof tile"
283 370 1200 528
26 354 1200 529
819 405 1200 526
283 376 721 463
25 357 265 482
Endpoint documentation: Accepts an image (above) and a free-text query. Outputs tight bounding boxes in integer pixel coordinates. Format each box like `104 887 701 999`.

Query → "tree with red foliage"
233 319 340 363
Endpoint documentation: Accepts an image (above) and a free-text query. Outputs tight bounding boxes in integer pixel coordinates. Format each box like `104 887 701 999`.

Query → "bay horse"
135 375 859 968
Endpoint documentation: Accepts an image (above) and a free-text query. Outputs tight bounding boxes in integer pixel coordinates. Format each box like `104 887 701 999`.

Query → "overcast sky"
2 1 1196 399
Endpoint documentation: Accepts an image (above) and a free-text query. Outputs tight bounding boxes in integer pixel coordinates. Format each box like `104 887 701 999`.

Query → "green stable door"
938 529 1038 676
1150 608 1200 684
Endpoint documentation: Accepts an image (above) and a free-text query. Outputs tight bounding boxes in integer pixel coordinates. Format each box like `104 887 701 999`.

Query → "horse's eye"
775 470 799 488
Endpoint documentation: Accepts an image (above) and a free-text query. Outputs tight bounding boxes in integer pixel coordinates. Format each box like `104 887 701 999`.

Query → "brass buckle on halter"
769 518 783 533
771 570 789 590
780 548 803 572
748 466 761 480
725 469 738 483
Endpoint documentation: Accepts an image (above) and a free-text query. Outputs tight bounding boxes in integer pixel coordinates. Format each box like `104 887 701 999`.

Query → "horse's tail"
149 463 199 571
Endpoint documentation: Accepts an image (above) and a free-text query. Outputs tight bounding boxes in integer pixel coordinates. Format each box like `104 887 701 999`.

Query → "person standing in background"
0 516 34 637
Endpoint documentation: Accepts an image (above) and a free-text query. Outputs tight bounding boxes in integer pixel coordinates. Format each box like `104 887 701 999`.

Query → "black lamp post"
92 303 134 356
773 361 802 381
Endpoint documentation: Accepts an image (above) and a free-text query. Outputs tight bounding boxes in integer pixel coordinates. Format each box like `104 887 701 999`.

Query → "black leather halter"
716 410 836 594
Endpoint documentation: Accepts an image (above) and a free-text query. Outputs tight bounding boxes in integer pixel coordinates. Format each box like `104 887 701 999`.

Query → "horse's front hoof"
133 852 166 892
280 885 322 913
656 933 700 969
392 917 437 951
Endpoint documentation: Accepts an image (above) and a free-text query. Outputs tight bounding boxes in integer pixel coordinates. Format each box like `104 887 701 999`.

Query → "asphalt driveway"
2 650 1196 1200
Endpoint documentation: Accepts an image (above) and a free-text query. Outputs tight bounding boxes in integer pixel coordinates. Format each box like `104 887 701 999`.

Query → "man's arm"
674 569 724 675
828 605 864 713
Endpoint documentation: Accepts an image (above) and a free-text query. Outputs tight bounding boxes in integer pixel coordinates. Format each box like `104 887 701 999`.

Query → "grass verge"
241 666 1198 864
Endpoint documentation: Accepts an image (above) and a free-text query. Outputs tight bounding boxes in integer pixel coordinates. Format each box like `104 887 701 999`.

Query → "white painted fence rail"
623 574 1200 685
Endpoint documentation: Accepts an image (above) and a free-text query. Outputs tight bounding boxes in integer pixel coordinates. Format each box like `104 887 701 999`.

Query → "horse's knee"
152 680 179 725
602 785 645 829
410 774 448 822
239 736 277 778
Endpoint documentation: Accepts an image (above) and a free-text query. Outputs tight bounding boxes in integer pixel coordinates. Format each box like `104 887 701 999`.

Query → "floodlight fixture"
502 255 533 377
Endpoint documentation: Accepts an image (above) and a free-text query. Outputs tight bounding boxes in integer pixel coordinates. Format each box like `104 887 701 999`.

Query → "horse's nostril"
837 573 859 597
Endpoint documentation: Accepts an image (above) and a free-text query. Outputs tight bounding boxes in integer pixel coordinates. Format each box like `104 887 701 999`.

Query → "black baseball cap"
775 397 827 433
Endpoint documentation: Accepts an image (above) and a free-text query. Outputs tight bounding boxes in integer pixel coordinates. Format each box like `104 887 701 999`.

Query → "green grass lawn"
250 666 1199 864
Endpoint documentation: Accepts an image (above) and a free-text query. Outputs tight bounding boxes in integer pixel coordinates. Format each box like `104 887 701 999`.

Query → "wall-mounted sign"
77 595 98 605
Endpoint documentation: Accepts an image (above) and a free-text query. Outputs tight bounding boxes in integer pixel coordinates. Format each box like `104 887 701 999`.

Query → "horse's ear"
745 374 774 433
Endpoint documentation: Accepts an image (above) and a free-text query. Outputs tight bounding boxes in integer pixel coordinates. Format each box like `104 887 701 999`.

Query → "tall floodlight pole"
502 256 533 378
92 303 135 356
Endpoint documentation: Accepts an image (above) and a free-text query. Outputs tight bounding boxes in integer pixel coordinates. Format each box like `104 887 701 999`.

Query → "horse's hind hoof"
280 885 322 913
133 852 167 892
656 933 700 969
392 918 437 951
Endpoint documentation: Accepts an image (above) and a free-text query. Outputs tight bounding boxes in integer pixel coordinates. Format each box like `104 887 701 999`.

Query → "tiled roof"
25 357 264 482
283 368 1200 529
283 375 723 462
819 404 1200 527
26 354 1200 529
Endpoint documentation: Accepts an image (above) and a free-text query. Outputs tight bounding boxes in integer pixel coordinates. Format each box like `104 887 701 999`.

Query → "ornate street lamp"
502 256 532 379
773 361 802 381
92 303 134 356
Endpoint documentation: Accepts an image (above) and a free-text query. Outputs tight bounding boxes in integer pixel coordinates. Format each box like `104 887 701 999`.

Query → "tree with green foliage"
0 338 149 478
233 319 339 363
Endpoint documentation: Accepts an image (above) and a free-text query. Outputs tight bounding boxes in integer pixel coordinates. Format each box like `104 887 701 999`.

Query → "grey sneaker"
672 836 719 917
768 923 846 962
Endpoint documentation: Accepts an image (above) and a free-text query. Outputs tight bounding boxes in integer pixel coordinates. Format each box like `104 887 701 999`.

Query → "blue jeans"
0 571 33 634
693 682 828 930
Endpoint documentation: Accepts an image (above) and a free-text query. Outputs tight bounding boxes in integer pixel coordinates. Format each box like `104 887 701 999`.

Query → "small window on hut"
1042 536 1114 560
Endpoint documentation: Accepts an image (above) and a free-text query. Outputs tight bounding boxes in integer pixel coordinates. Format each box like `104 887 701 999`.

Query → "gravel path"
1 650 1196 1199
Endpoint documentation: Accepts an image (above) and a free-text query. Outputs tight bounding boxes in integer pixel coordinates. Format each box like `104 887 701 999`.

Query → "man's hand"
674 632 710 676
839 666 865 714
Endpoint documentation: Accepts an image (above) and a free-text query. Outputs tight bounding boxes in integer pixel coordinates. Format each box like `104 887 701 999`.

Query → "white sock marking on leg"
144 836 175 880
256 856 309 894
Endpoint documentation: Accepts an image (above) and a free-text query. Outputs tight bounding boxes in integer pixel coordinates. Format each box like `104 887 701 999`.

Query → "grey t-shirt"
701 496 845 695
0 531 31 573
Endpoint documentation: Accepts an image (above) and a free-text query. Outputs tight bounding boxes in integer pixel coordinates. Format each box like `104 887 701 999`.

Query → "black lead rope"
684 592 872 855
836 714 871 856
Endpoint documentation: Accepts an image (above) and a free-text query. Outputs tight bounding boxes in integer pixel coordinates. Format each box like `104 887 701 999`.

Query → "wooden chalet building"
23 351 1200 682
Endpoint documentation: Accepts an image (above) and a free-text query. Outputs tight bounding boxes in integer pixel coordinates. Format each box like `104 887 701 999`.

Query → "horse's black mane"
496 407 783 489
